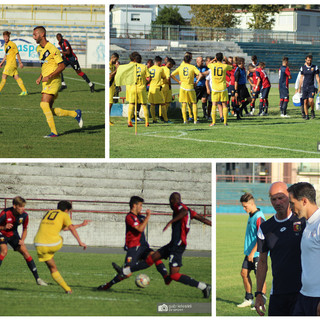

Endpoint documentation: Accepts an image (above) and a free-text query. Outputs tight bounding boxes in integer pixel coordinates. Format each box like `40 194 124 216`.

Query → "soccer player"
97 196 168 291
33 26 83 138
127 52 150 127
56 33 94 92
0 31 28 95
288 182 320 316
279 57 292 117
34 200 87 293
148 56 166 123
0 196 47 286
207 52 233 126
255 182 305 316
161 58 175 123
255 62 271 116
237 193 266 308
195 56 209 119
171 52 201 124
112 192 212 298
109 52 119 126
247 55 259 115
298 55 320 120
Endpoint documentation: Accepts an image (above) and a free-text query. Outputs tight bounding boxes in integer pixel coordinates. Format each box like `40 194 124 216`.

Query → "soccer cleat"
44 132 59 138
283 114 290 118
90 83 95 93
75 109 83 128
209 123 215 127
164 275 172 285
237 298 253 308
36 278 48 286
305 115 310 120
153 120 158 124
128 122 133 127
109 121 114 126
59 85 67 91
280 114 285 117
311 110 315 119
19 91 28 96
224 123 228 126
112 262 125 278
66 290 72 294
145 122 149 127
220 117 224 122
202 284 211 298
164 120 173 124
188 117 194 122
97 282 111 291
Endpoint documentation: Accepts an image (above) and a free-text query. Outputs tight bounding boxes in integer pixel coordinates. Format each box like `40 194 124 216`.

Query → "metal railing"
216 175 272 183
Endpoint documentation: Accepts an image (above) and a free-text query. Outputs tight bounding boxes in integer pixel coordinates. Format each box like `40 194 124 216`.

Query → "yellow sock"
211 105 217 124
0 78 6 92
51 271 71 292
142 104 149 124
53 108 77 117
192 104 198 123
150 104 156 121
128 104 134 124
40 102 57 135
223 107 228 125
188 104 192 119
16 78 27 92
182 103 187 122
161 104 168 121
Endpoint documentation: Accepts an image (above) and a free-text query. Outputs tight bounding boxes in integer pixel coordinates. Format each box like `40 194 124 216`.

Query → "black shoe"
164 275 172 285
112 262 124 277
202 284 211 298
153 120 158 124
311 110 315 119
220 117 224 122
59 85 67 92
302 113 306 119
306 115 310 120
97 282 111 291
90 83 95 93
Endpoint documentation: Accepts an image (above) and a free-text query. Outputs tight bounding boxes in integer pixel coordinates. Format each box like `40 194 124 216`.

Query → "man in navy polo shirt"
195 56 209 119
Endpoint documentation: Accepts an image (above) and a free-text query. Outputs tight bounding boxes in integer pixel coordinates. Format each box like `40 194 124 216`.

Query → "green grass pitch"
0 248 211 316
110 86 320 158
0 67 105 158
216 214 273 316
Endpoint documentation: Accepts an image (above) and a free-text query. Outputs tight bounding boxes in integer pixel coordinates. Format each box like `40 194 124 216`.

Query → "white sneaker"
281 114 285 117
237 298 253 308
283 114 290 118
37 278 48 286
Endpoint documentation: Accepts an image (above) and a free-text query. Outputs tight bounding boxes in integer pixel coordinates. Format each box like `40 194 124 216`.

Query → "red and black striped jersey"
58 39 77 60
125 212 147 248
0 207 29 237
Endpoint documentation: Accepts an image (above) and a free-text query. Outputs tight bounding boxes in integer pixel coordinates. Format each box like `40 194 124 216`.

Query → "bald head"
196 56 203 66
269 182 290 219
269 182 288 197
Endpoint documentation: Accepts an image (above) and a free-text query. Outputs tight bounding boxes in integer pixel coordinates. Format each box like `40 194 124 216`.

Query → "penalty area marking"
63 76 105 87
140 131 320 155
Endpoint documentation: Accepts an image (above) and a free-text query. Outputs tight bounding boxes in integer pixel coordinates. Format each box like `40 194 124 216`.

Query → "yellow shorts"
128 85 148 104
35 239 63 262
109 85 115 104
179 87 196 104
42 77 61 97
148 86 165 104
212 90 228 103
3 65 18 77
162 87 172 103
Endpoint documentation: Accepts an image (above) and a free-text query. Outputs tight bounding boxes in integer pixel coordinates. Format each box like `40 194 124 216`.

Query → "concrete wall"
0 163 211 250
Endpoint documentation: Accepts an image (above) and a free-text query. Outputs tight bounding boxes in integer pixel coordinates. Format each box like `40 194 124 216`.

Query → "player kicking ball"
111 192 212 298
0 196 47 286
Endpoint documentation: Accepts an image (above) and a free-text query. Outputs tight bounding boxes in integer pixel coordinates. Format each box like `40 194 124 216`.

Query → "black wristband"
255 291 263 297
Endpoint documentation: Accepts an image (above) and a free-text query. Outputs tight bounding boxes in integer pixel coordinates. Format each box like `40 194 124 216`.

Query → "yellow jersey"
149 65 166 88
136 63 150 87
4 41 19 68
37 41 63 78
161 66 171 89
34 209 72 245
109 61 116 88
208 62 233 92
171 63 199 90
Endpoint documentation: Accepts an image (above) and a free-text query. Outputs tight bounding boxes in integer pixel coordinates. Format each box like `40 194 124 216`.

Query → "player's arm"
132 210 151 233
248 216 265 262
68 224 87 249
42 62 65 83
0 214 13 230
255 73 261 92
16 53 24 69
63 219 91 231
163 208 188 232
298 73 304 93
255 251 268 316
171 74 180 85
316 73 320 89
19 227 28 246
205 79 210 95
0 55 6 68
109 69 117 80
193 213 212 226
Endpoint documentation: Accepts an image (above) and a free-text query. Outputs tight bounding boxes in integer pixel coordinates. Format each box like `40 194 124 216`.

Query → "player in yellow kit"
207 52 233 126
0 31 28 95
127 52 150 127
34 200 87 293
171 53 202 124
33 26 83 138
109 52 119 126
148 56 167 123
161 58 175 123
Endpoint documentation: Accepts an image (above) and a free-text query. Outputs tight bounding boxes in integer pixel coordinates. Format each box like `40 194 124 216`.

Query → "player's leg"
0 73 8 92
201 95 207 119
192 103 198 124
238 256 254 307
75 65 94 92
150 103 157 122
60 72 67 89
310 97 315 119
0 242 8 266
40 93 59 136
210 101 217 126
181 103 188 123
13 74 27 95
222 102 228 125
304 98 309 119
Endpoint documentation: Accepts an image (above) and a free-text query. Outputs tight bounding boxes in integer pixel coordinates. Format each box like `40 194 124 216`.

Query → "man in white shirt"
288 182 320 316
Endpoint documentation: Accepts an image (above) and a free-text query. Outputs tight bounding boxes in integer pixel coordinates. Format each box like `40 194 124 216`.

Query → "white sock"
123 267 131 276
197 282 207 290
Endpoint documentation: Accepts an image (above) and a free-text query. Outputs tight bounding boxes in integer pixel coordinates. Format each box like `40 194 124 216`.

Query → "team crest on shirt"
0 237 5 242
41 50 50 61
126 257 132 263
19 218 23 224
5 46 11 53
293 221 302 233
311 68 314 72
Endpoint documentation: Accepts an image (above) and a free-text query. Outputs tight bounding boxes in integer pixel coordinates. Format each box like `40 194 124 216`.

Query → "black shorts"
279 87 289 100
158 243 186 268
252 88 261 99
241 256 258 273
63 56 81 71
195 86 207 101
124 245 153 267
228 85 235 96
269 293 299 316
302 86 316 100
0 233 21 251
261 87 270 100
293 293 320 316
238 84 250 100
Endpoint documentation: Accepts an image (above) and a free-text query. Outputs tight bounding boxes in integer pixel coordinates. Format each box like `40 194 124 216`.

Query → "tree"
152 5 185 25
190 5 239 29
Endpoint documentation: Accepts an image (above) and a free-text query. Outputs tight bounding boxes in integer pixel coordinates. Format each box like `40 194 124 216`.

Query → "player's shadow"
216 296 240 306
93 88 105 93
60 124 105 136
0 287 18 291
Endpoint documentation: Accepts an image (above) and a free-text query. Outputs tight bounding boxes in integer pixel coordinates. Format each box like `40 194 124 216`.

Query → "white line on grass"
140 131 320 155
63 76 105 86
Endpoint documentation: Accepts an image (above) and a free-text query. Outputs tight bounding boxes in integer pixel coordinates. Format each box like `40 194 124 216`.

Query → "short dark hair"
3 31 11 37
216 52 223 62
184 53 192 63
129 196 144 209
240 192 254 203
251 55 257 61
57 200 72 212
258 62 265 68
134 53 142 63
56 33 63 38
111 52 119 59
13 196 26 206
167 58 175 65
147 59 153 65
282 56 289 62
288 182 316 204
154 56 162 63
169 192 181 203
33 26 46 37
129 51 139 62
306 54 313 60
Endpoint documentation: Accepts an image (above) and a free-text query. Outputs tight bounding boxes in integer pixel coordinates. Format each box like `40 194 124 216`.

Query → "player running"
279 57 292 117
0 31 28 95
33 26 83 138
0 196 47 286
56 33 95 92
34 200 87 293
111 192 212 298
97 196 168 291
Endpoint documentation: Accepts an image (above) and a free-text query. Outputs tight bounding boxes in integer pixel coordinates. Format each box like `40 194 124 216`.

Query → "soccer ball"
135 274 150 288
